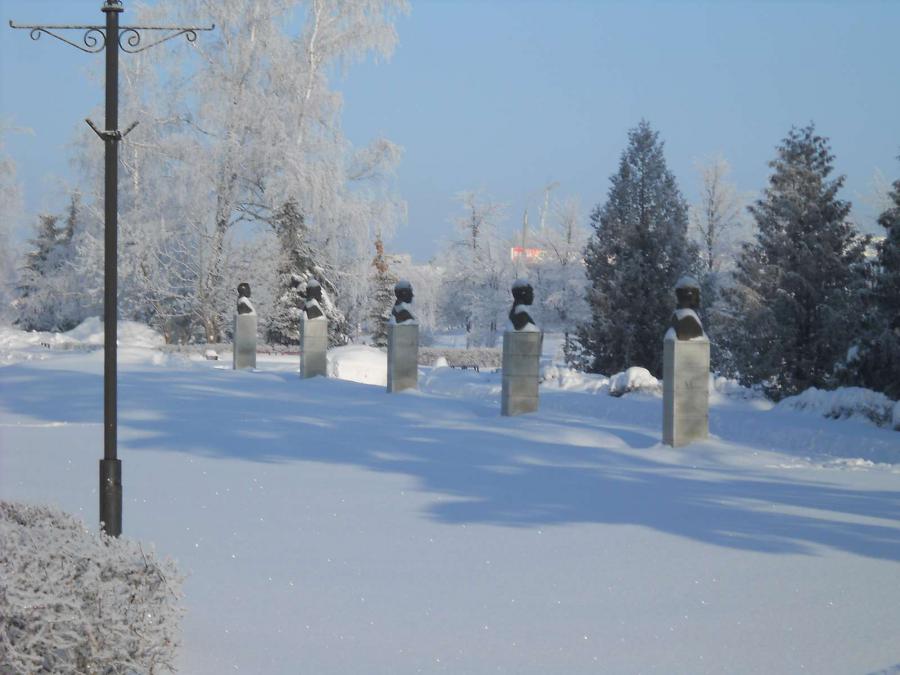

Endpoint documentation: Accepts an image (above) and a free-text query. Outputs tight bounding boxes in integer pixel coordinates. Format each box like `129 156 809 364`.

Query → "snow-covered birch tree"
439 191 512 348
531 195 589 359
689 156 747 276
0 131 24 323
64 0 407 343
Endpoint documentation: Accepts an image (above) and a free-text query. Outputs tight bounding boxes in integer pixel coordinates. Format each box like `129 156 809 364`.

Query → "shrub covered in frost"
419 347 502 369
775 387 897 428
608 367 661 397
0 501 183 674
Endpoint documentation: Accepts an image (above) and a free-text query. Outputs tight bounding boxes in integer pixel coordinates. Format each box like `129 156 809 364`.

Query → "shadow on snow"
3 361 899 562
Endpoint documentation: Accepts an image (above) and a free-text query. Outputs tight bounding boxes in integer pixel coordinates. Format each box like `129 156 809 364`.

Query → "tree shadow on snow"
3 362 900 562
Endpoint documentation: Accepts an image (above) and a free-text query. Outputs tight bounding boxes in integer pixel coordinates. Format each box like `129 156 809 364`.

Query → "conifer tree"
265 198 352 346
266 199 316 345
369 234 397 348
846 163 900 397
61 191 80 248
723 124 867 397
15 214 65 331
577 120 698 376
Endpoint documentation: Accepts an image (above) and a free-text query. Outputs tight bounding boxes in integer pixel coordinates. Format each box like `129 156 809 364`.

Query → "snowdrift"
776 386 897 429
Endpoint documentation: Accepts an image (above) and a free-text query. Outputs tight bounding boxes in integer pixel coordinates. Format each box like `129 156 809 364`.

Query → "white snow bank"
540 363 610 393
420 363 502 401
0 318 167 366
710 375 764 399
609 367 661 397
0 317 165 350
327 345 388 386
776 386 897 428
67 317 166 348
540 364 661 398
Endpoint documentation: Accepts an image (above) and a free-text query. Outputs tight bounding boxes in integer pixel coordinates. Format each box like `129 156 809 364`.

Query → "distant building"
510 246 544 262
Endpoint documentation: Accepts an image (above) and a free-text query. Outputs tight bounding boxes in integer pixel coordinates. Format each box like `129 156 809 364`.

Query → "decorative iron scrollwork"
10 23 107 53
117 26 207 54
9 21 213 55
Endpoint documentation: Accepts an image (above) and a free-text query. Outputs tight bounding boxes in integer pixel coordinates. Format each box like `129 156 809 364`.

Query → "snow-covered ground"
1 321 899 674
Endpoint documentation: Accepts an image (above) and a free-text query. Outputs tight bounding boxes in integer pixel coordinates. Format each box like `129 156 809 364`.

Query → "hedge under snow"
0 501 183 674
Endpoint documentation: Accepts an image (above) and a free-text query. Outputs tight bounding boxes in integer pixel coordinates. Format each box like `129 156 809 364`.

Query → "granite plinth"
501 330 542 416
233 313 257 370
662 336 710 446
387 323 419 393
300 318 328 378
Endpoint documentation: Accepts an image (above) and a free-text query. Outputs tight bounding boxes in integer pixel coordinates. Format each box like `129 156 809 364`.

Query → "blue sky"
2 0 899 261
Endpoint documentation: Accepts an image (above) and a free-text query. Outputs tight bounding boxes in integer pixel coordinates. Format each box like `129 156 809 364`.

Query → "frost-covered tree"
390 258 442 342
169 0 406 342
63 0 406 343
844 161 900 398
531 195 589 360
0 133 24 323
261 199 353 346
578 121 698 376
14 193 92 332
688 156 753 373
439 191 512 348
55 192 99 330
368 234 397 348
266 199 317 345
690 156 747 276
15 214 68 331
722 124 868 397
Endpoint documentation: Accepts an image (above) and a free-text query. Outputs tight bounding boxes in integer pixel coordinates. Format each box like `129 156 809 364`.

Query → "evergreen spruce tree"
369 235 397 348
266 199 315 345
61 191 79 248
846 163 900 398
15 214 65 331
723 124 867 397
56 191 92 331
577 120 698 376
265 198 352 347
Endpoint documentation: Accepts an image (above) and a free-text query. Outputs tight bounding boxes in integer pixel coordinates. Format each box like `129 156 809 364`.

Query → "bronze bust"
392 280 416 324
237 282 254 315
671 276 704 340
303 279 325 320
509 280 537 331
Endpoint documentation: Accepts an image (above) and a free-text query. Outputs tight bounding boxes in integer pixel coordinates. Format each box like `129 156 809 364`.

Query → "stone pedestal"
387 323 418 393
232 314 257 370
662 336 710 446
300 317 328 378
501 330 542 416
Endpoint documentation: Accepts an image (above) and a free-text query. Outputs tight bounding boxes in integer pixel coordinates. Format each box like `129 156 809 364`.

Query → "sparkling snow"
1 324 899 674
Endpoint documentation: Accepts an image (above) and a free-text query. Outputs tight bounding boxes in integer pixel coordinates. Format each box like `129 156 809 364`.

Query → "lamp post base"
99 458 122 536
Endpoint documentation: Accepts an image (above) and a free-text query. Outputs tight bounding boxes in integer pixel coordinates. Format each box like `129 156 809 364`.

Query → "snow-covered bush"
419 347 502 370
0 501 183 674
710 374 766 400
608 367 662 397
540 363 610 393
775 387 897 428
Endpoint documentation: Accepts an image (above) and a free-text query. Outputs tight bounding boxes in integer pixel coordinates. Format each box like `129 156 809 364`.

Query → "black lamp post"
10 1 213 537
